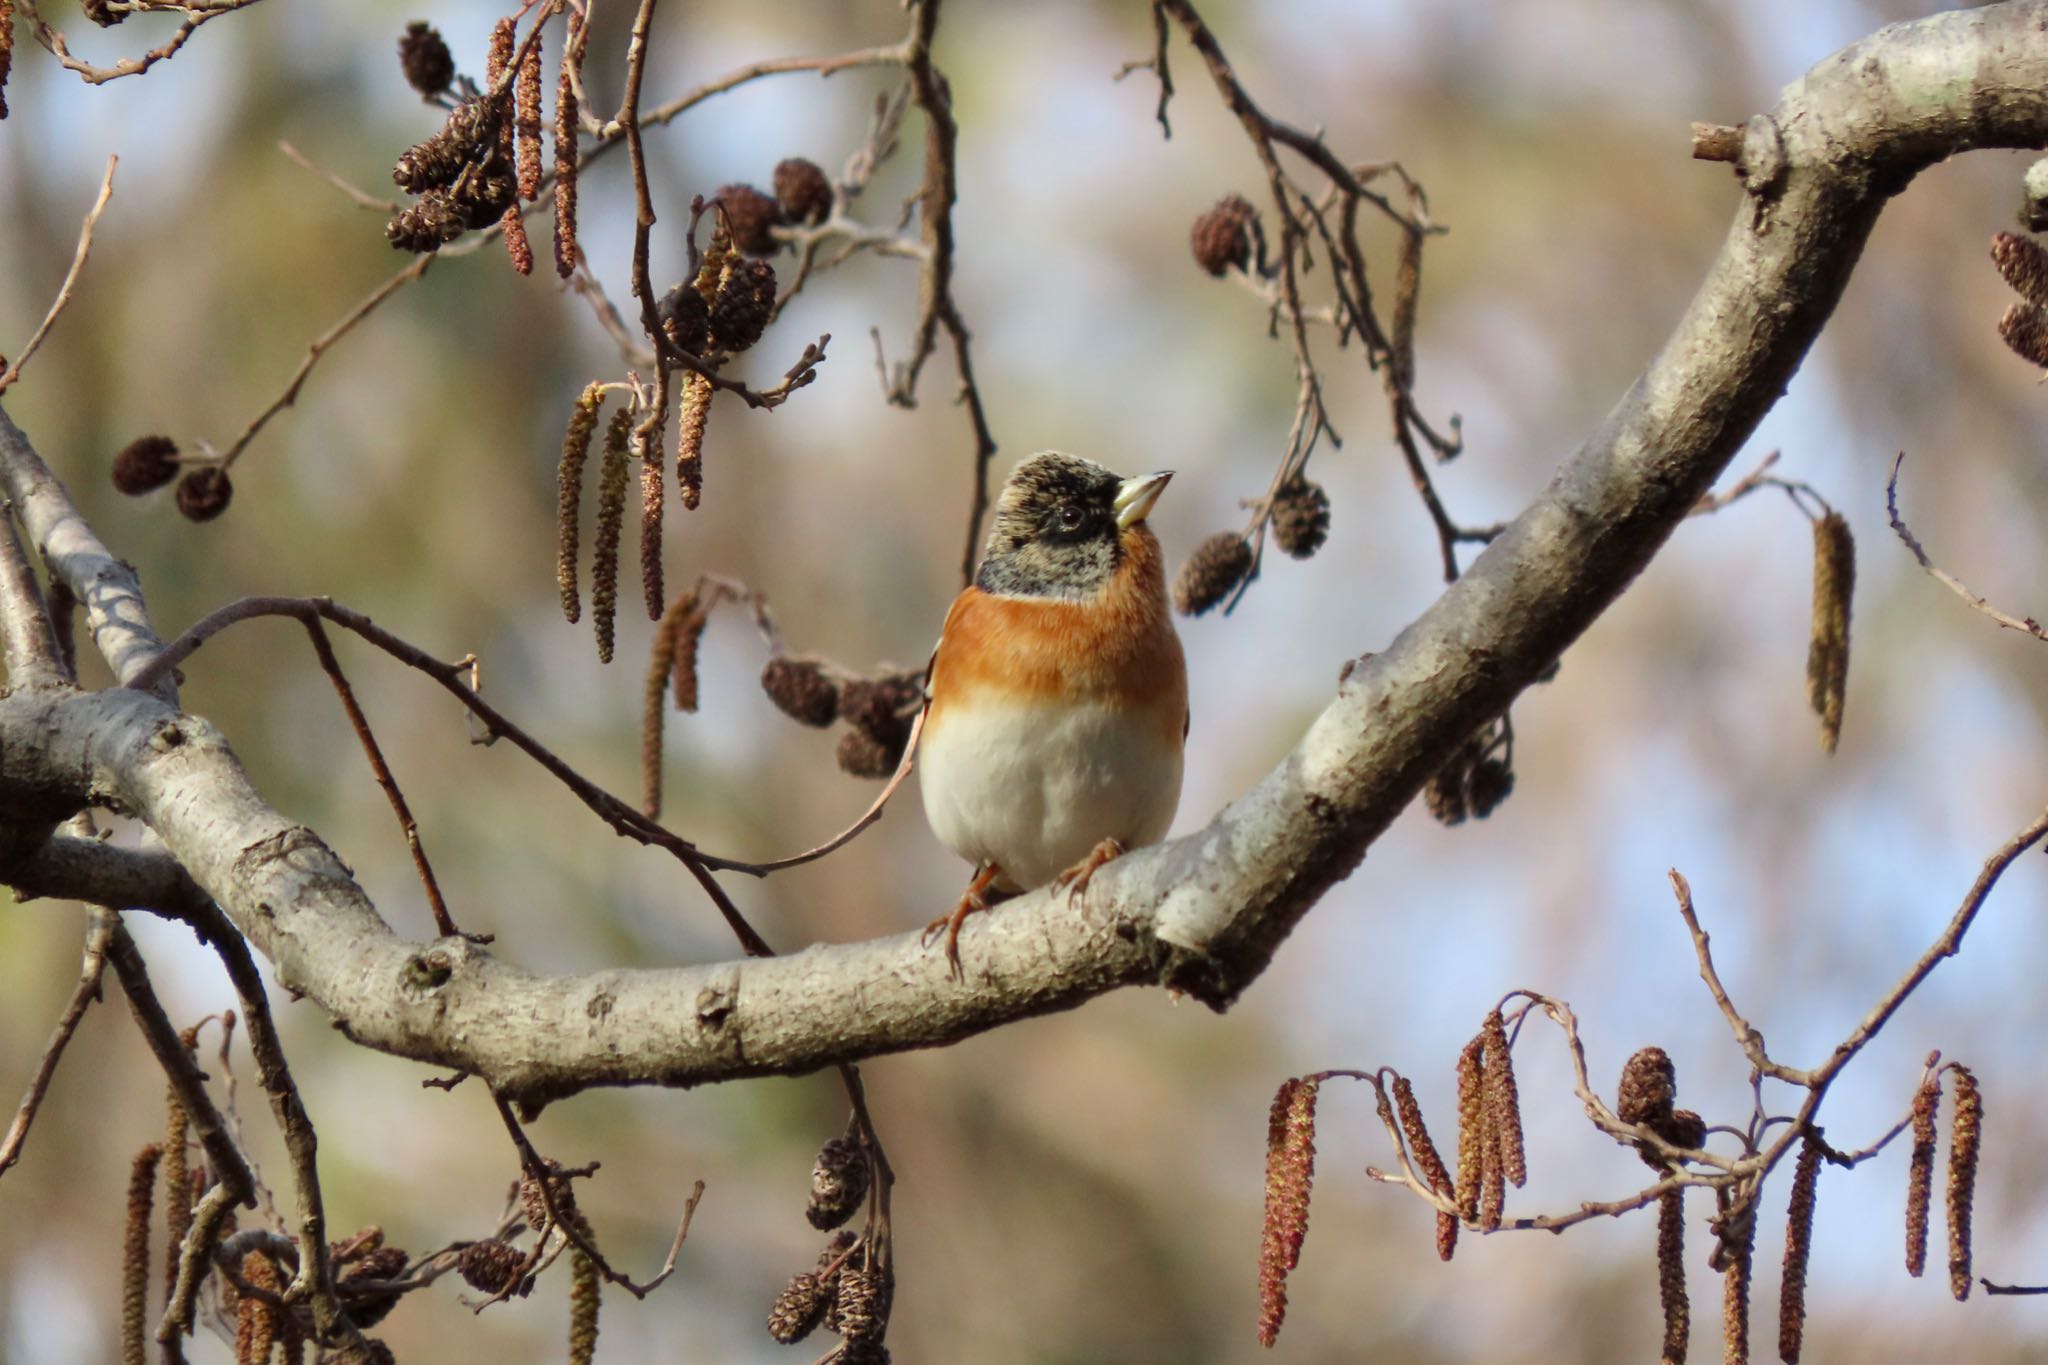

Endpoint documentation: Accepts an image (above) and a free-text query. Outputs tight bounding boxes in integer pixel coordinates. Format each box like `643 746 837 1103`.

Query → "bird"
917 451 1188 973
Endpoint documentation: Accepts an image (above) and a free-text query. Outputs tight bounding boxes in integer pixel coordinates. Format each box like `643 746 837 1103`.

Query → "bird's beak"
1114 470 1173 529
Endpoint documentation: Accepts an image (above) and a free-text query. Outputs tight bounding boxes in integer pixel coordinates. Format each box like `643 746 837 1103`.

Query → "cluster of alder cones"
760 656 923 780
764 1136 893 1362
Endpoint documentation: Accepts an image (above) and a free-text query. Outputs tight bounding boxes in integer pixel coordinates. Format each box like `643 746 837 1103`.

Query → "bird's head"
974 451 1172 600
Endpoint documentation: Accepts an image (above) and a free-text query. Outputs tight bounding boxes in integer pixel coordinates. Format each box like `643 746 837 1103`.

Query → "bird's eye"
1055 503 1085 532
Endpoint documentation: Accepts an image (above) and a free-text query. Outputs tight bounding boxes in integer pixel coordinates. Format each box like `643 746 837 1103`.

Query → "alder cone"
112 435 179 495
709 260 778 353
715 182 783 256
1173 532 1251 616
175 468 232 522
761 658 839 727
1190 194 1256 276
774 157 834 226
1269 478 1330 559
398 22 454 97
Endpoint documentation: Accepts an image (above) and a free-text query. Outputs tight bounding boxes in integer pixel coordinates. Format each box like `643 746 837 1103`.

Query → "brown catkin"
676 372 712 510
1658 1187 1688 1365
484 18 529 274
162 1083 191 1307
122 1144 162 1365
1721 1197 1756 1365
640 450 664 620
1481 1010 1527 1188
1391 221 1423 389
552 22 585 278
1991 231 2048 308
1256 1077 1319 1348
515 33 543 202
237 1250 281 1365
1947 1066 1982 1302
1806 511 1854 754
1778 1136 1822 1363
1454 1034 1485 1221
1997 301 2048 369
715 183 783 256
1392 1077 1457 1262
592 408 631 664
1477 1110 1505 1232
557 382 604 624
1906 1074 1939 1278
568 1249 600 1365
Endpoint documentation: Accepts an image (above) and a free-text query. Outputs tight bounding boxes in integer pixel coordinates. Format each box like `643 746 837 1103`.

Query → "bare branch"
0 907 115 1176
1887 452 2048 642
0 154 116 396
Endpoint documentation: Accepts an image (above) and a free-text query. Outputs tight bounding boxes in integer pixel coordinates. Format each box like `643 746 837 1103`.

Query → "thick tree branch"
0 407 174 701
3 4 2047 1105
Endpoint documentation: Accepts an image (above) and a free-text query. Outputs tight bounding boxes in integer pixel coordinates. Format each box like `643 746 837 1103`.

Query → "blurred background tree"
3 0 2048 1361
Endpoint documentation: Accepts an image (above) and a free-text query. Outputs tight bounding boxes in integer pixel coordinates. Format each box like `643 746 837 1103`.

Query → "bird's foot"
1052 837 1126 903
923 863 1003 979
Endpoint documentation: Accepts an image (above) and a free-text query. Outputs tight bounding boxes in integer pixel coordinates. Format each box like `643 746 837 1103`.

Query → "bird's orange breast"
925 526 1187 749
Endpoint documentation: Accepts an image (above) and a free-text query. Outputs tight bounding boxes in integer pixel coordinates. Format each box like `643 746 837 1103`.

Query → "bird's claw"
1052 838 1125 904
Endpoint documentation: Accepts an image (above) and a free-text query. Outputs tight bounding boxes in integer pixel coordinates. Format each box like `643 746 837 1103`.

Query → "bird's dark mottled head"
975 452 1171 599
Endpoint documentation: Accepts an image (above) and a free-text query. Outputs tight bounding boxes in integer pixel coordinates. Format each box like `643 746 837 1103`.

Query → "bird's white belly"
918 695 1182 891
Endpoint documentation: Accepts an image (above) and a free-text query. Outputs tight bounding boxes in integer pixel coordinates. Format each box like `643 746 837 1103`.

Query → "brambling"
918 452 1188 972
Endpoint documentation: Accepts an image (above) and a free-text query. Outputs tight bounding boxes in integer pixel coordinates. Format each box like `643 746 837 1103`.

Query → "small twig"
298 615 460 938
14 0 263 86
488 1094 701 1299
126 596 780 954
1982 1280 2048 1296
105 924 257 1207
1112 0 1174 138
276 140 397 213
217 254 436 470
1668 870 1809 1085
0 908 115 1176
1887 452 2048 643
0 154 117 396
1692 122 1744 163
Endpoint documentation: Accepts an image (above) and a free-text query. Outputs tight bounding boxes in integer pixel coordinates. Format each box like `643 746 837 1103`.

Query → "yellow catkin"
122 1143 162 1365
1948 1066 1982 1302
1806 511 1854 753
640 451 664 620
675 372 712 511
568 1249 601 1365
641 592 701 819
1658 1187 1687 1365
591 409 632 664
235 1250 280 1365
1778 1136 1822 1364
